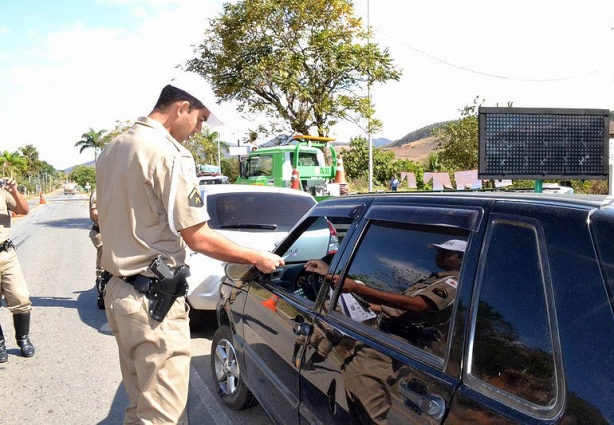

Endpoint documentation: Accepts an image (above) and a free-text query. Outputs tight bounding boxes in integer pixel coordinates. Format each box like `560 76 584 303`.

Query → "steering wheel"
294 268 323 302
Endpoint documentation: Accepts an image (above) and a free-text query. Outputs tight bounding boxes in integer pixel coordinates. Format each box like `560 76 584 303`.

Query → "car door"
240 201 364 423
297 200 485 424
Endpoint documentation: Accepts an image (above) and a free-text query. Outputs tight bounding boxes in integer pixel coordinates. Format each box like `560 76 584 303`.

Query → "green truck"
236 134 340 198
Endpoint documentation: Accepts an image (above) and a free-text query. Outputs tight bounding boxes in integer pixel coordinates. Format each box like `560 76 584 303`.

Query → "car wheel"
211 325 258 410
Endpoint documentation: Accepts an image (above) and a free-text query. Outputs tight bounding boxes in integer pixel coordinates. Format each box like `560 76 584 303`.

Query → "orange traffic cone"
39 192 46 204
291 168 300 190
334 157 348 195
262 294 279 312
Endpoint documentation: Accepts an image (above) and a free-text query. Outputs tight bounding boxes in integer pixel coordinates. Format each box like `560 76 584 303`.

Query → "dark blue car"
212 192 614 424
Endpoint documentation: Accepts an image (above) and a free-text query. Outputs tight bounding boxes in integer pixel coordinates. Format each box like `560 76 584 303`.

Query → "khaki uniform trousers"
104 277 191 425
0 248 32 314
88 228 103 275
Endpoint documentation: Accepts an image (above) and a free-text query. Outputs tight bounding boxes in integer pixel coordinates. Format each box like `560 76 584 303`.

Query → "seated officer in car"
305 239 464 320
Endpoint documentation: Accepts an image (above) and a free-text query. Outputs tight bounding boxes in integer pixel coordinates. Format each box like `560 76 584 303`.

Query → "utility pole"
367 0 373 193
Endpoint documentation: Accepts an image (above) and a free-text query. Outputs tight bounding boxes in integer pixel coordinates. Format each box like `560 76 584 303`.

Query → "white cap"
168 72 224 127
428 239 467 253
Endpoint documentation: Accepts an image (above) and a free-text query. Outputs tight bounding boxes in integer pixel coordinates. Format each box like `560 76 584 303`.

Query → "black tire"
210 325 258 410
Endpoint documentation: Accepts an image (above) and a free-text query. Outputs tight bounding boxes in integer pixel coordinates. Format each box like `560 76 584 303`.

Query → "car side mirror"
224 263 260 282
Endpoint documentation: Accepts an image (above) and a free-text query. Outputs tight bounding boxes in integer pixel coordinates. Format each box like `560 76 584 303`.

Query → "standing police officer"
96 72 283 424
0 177 35 362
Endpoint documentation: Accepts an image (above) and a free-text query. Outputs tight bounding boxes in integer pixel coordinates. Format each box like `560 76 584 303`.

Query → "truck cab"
236 134 337 195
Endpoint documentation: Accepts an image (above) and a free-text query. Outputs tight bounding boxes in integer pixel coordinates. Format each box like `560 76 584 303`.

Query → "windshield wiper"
220 223 278 230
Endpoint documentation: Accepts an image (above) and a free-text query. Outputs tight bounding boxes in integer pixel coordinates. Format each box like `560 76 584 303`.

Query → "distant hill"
373 137 392 148
385 121 451 149
374 121 451 164
63 160 94 174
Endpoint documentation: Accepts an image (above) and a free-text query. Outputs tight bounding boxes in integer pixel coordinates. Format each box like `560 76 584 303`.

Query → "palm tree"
0 150 28 179
75 128 107 163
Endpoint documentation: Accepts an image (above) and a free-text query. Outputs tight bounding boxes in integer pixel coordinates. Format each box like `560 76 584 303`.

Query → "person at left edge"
96 71 284 424
88 190 105 309
0 177 35 363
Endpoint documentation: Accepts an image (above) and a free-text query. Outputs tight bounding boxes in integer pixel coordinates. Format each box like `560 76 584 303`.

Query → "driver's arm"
304 259 330 275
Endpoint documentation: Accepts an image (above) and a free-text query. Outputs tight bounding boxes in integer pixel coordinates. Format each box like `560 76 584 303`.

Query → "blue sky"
1 0 613 170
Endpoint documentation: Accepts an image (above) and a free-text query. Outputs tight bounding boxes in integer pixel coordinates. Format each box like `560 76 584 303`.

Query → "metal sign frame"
478 107 609 180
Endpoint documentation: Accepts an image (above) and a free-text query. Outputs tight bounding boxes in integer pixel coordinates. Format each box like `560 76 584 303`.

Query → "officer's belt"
0 239 15 252
119 274 157 293
92 224 100 232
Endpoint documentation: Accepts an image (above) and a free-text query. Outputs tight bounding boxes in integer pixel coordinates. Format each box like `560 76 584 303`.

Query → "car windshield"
206 192 314 232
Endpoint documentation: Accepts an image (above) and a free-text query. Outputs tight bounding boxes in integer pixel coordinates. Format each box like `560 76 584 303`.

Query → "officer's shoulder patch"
433 288 448 299
188 187 204 207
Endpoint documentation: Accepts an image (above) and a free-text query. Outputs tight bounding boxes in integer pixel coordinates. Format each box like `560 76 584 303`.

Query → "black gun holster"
148 265 190 322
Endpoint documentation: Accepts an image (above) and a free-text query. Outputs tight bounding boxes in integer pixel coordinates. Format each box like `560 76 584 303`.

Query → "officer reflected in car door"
299 219 467 424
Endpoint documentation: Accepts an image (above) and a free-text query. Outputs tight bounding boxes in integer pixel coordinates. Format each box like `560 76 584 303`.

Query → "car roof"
199 183 317 199
322 191 611 210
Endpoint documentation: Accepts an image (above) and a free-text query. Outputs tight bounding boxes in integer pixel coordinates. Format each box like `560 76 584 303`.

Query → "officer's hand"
254 251 284 274
4 178 17 192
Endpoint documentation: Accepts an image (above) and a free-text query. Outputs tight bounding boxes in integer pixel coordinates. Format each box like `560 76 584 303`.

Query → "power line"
374 28 608 82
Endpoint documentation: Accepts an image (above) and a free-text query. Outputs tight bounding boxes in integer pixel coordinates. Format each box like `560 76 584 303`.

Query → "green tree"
186 0 400 136
68 165 96 188
394 158 426 190
0 150 27 179
221 157 240 183
423 152 442 172
340 136 395 186
184 129 229 171
75 128 107 163
18 144 43 179
99 120 132 147
434 96 483 171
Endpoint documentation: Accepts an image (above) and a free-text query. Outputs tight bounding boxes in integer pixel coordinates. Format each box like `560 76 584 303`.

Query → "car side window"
468 218 561 413
330 220 468 359
269 216 352 302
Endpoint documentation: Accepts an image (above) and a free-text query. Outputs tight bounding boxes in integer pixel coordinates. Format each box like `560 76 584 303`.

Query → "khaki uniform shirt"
378 271 459 346
381 270 459 318
96 116 209 277
0 189 16 243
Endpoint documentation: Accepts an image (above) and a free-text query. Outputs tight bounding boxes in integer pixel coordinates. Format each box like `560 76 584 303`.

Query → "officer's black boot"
13 313 35 358
0 323 8 363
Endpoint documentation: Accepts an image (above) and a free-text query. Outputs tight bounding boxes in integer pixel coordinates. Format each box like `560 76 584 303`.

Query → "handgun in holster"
147 255 191 322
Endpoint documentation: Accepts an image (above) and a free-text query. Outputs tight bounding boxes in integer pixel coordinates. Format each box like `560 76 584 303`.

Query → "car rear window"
206 192 314 232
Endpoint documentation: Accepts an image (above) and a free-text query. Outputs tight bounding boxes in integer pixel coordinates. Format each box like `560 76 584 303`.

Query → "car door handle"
398 382 445 419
